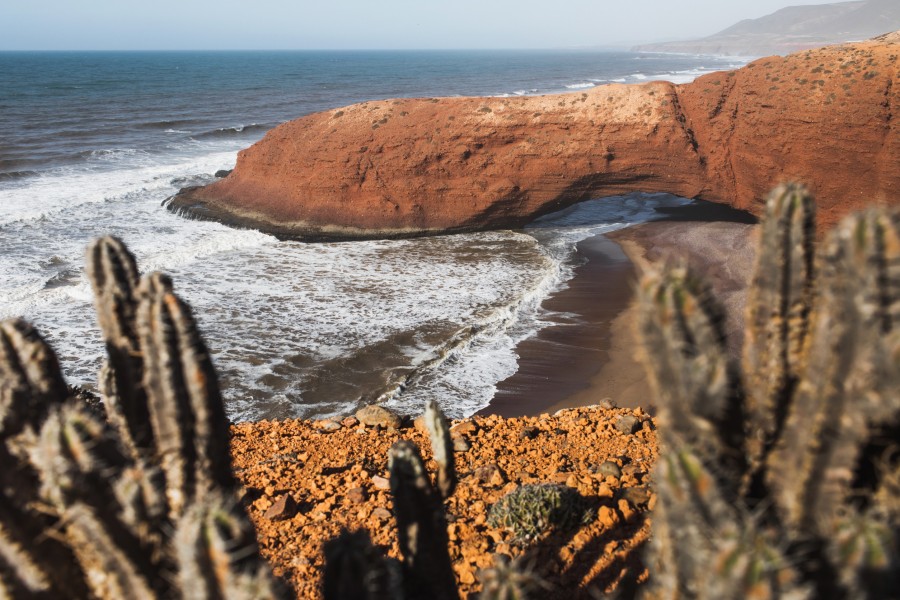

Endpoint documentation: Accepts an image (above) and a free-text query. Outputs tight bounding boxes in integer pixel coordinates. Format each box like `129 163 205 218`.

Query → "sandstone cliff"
169 33 900 239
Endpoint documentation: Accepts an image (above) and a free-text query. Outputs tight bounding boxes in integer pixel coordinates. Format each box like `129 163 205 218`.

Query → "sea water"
0 50 746 421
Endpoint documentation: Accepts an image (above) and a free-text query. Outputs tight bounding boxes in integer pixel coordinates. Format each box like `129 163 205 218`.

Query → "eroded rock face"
169 34 900 238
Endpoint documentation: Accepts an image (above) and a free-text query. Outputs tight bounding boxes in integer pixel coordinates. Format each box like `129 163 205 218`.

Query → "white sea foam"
565 82 596 89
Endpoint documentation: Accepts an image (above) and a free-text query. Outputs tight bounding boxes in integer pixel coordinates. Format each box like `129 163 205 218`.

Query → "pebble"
372 507 392 521
450 421 477 436
518 426 539 440
595 461 622 478
313 419 341 433
474 463 506 487
620 485 652 507
371 475 391 490
346 486 367 504
263 494 298 521
341 416 359 428
615 415 641 435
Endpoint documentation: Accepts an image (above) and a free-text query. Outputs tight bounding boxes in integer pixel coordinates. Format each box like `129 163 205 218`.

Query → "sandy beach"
482 201 758 417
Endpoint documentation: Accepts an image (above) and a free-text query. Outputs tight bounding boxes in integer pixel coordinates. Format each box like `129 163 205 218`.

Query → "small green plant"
487 483 592 543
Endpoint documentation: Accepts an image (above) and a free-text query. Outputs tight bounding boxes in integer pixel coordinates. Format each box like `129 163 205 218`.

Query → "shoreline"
480 200 758 418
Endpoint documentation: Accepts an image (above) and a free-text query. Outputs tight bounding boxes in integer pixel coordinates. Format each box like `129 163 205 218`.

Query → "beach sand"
482 201 758 417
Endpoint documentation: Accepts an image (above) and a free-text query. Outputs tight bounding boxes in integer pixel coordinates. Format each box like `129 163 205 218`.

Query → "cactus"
388 440 458 600
477 554 549 600
137 271 235 519
486 483 592 543
635 263 746 500
636 188 900 599
742 184 816 471
86 236 153 456
423 399 456 499
0 236 287 599
323 529 399 600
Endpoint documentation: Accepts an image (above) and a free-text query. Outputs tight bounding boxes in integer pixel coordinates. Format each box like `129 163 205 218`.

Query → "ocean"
0 50 746 421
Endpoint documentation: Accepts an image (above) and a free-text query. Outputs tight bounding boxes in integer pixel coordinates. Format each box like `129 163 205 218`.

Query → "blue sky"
1 1 832 50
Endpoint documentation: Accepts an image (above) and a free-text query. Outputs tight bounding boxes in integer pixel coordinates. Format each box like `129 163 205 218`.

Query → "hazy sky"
1 0 833 50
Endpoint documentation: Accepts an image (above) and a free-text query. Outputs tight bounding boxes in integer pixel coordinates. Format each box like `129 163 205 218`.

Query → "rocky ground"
230 403 658 598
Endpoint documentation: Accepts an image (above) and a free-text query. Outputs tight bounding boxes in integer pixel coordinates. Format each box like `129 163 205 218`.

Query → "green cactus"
174 493 289 599
636 188 900 599
323 529 399 600
388 440 458 600
477 554 549 600
0 236 288 599
423 399 456 499
136 271 235 519
635 263 746 500
86 236 153 456
486 483 592 543
742 184 816 471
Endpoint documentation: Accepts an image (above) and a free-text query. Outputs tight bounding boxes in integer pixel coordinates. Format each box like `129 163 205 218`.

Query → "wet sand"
481 201 758 418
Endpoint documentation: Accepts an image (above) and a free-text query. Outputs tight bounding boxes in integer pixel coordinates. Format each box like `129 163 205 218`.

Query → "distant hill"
634 0 900 56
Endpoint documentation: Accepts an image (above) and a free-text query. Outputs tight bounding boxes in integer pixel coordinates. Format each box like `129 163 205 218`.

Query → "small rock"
518 426 539 440
263 494 297 521
565 474 578 488
452 436 471 452
459 567 476 585
621 464 643 479
372 507 392 521
450 421 477 436
372 475 391 490
313 419 341 433
474 463 506 487
214 169 232 178
341 416 359 428
615 415 641 435
355 405 402 429
347 486 367 504
620 485 652 507
594 461 622 478
598 398 617 410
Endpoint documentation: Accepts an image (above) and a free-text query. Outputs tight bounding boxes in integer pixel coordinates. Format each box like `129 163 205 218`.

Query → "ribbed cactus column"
0 319 88 599
388 440 458 600
137 271 235 519
742 184 816 471
86 236 154 456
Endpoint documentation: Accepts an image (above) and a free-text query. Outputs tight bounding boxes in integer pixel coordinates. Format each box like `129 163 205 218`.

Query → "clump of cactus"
0 237 287 599
636 184 900 599
487 483 593 543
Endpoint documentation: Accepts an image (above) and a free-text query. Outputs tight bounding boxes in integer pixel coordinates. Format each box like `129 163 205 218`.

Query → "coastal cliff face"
170 33 900 238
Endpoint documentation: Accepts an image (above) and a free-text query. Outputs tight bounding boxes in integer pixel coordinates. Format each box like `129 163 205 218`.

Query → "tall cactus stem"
388 440 458 600
423 400 456 499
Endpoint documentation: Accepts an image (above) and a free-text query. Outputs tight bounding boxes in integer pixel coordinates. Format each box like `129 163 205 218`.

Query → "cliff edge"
169 34 900 239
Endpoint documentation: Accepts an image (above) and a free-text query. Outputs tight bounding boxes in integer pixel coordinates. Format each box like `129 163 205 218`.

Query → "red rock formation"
169 33 900 238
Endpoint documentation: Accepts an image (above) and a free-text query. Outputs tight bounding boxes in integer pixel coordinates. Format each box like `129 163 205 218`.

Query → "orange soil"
230 404 658 598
